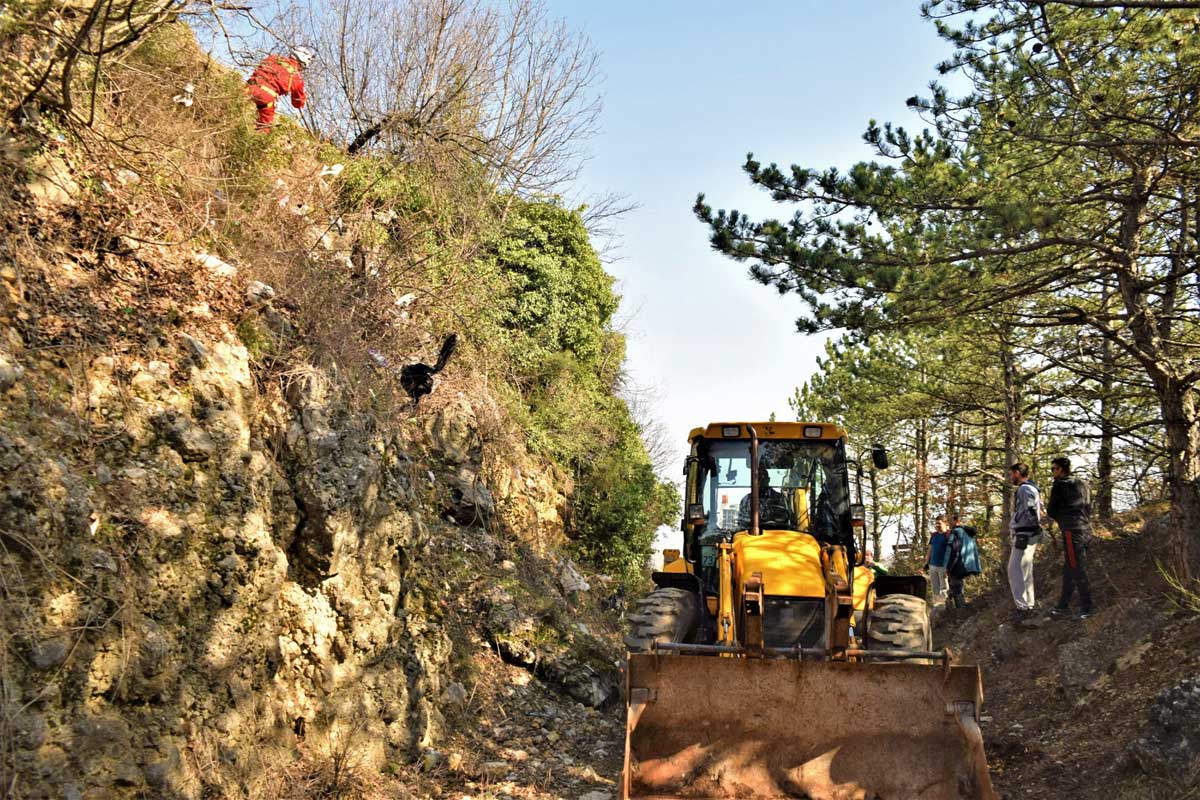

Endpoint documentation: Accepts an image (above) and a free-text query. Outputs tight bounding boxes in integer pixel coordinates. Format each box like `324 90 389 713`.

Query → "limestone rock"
9 709 48 749
130 360 171 397
556 656 617 708
1059 639 1098 689
26 153 78 205
72 713 131 762
558 558 590 594
0 240 610 797
0 352 24 392
143 746 182 791
446 468 495 526
991 624 1018 662
444 681 468 705
486 597 619 708
1058 599 1165 691
30 637 71 670
246 281 276 303
1130 676 1200 780
193 251 237 278
156 411 215 462
179 333 208 365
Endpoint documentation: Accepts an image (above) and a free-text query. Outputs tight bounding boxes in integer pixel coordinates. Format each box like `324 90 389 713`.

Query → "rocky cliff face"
0 199 620 799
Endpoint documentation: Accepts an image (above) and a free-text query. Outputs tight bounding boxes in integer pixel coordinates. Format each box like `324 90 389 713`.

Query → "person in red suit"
245 47 313 131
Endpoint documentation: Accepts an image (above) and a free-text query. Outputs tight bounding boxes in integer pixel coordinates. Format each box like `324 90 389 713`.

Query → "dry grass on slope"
5 18 527 433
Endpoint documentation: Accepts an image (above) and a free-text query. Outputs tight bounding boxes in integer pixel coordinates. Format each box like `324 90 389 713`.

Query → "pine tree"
698 3 1200 579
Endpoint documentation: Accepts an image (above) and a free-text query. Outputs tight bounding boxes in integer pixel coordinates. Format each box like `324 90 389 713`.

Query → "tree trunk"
1110 175 1197 580
1159 383 1200 582
869 467 882 561
914 417 929 551
982 423 994 533
947 421 958 513
1000 332 1022 576
1031 379 1043 477
1096 337 1116 519
1096 283 1116 518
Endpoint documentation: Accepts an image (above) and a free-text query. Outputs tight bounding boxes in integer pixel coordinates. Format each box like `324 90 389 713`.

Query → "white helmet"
292 46 315 66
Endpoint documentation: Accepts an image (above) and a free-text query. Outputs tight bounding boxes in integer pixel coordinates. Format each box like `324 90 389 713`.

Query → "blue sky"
546 1 954 477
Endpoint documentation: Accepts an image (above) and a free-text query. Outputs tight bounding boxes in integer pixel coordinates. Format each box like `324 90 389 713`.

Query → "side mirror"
850 503 866 528
686 503 707 525
871 444 889 470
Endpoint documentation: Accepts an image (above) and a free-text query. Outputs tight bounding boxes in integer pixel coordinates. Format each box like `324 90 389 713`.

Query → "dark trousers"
1058 529 1093 611
948 574 966 607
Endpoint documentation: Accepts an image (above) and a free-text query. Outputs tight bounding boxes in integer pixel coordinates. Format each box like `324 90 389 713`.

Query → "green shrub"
480 198 678 583
235 317 273 359
572 421 681 584
486 199 618 374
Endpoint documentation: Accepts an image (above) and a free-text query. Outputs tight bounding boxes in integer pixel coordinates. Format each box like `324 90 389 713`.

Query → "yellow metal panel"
825 546 850 586
732 530 826 599
661 553 689 573
688 421 848 443
852 565 873 611
791 488 810 531
717 543 736 646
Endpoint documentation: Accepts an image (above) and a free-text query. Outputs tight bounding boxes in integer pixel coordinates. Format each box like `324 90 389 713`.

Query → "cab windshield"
694 438 851 541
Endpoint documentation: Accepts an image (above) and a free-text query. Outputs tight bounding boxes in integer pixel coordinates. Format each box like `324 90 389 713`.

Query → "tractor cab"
668 423 866 642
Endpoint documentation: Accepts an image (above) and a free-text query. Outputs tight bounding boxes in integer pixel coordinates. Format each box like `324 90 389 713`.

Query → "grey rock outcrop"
156 410 216 462
1057 599 1165 690
0 351 23 392
0 220 599 799
486 591 619 709
1130 676 1200 781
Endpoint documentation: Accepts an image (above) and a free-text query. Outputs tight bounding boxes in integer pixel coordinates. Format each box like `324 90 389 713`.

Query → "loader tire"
624 587 700 653
866 593 933 663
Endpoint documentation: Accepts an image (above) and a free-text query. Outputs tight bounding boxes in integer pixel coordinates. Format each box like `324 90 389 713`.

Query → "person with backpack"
1046 457 1095 620
946 513 982 608
1008 462 1045 620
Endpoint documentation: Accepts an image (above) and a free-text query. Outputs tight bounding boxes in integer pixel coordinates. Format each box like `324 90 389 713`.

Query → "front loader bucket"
622 653 995 800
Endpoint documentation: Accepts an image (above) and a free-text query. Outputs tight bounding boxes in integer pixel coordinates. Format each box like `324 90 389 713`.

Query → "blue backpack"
954 526 983 576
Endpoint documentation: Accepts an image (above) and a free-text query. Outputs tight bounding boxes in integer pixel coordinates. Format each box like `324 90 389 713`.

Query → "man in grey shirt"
1008 462 1044 618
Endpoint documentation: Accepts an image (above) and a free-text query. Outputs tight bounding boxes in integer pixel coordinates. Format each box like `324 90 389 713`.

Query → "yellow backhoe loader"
622 422 995 800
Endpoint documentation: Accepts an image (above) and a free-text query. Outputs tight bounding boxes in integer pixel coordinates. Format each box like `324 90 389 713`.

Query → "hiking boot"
1077 609 1094 620
1011 608 1038 626
1049 606 1072 619
1020 612 1047 629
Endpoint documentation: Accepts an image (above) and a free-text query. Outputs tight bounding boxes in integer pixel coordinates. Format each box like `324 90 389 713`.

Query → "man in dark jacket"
737 461 793 530
1046 457 1094 619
